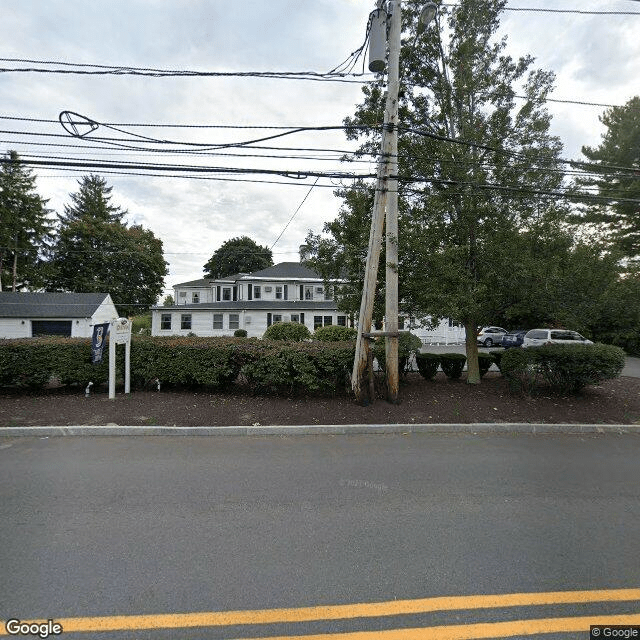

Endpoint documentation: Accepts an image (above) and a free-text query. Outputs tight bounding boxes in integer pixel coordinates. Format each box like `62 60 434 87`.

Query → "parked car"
522 329 593 348
501 329 527 349
476 326 508 347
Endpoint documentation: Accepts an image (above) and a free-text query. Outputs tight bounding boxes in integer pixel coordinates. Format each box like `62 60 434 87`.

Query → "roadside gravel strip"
1 423 640 437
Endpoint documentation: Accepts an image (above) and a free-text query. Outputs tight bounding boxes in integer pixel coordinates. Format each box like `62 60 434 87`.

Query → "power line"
0 58 371 82
442 3 640 14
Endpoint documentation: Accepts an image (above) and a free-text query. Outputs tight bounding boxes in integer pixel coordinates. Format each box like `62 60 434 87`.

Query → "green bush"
373 332 423 376
488 349 503 371
240 340 355 395
415 352 440 380
478 352 494 377
501 343 626 394
313 325 357 341
439 353 467 379
233 329 248 337
263 322 311 342
0 336 354 397
130 336 245 389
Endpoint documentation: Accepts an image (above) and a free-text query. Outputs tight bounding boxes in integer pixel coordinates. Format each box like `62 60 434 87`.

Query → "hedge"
478 352 494 377
0 336 354 396
500 343 626 394
440 353 467 379
313 325 357 341
262 322 311 341
415 352 440 380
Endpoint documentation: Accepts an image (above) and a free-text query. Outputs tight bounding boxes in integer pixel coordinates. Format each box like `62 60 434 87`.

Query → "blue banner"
91 323 110 364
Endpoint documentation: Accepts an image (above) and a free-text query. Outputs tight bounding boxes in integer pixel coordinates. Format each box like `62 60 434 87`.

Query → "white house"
151 263 350 338
0 292 118 339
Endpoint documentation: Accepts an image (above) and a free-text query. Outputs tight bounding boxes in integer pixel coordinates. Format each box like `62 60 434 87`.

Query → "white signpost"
109 317 132 399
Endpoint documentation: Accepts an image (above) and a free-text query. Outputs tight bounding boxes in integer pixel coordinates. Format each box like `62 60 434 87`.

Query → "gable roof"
173 263 323 288
239 262 322 280
0 292 114 318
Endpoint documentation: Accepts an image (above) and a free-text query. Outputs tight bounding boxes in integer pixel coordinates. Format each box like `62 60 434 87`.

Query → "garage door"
31 320 72 337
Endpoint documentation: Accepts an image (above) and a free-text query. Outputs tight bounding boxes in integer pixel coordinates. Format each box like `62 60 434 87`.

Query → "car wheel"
484 338 493 347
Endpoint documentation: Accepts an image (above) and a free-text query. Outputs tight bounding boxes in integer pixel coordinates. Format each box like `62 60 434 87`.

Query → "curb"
1 423 639 437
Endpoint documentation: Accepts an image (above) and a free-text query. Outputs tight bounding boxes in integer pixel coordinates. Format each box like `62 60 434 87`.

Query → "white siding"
0 318 29 339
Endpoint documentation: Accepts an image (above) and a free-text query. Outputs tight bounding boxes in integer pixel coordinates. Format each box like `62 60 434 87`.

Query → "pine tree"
0 151 52 291
576 96 640 260
48 175 168 315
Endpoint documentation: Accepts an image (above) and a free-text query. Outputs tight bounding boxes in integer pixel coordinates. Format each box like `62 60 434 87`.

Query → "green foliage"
415 352 440 380
162 295 174 306
306 0 569 381
203 236 273 279
131 314 152 335
478 352 494 378
130 337 243 389
501 343 626 395
0 337 354 397
47 175 168 316
372 332 423 376
439 353 467 380
234 329 248 337
0 150 52 291
263 322 311 341
313 325 357 341
488 349 503 371
576 96 640 259
0 338 111 388
241 340 354 396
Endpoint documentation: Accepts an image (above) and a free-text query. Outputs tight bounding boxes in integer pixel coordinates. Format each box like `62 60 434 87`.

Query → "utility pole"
351 0 437 404
352 0 402 404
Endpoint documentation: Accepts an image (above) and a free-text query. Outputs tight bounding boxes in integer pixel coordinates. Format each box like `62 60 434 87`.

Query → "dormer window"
192 293 199 303
304 286 313 300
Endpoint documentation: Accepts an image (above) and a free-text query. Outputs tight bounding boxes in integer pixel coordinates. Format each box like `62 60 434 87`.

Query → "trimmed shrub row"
0 336 355 396
415 352 495 380
500 343 626 394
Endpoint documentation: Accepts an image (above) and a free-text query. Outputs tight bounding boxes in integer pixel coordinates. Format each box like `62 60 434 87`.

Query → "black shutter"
300 285 304 300
300 313 305 326
233 286 237 301
216 286 221 301
248 284 253 300
267 313 272 327
284 285 288 300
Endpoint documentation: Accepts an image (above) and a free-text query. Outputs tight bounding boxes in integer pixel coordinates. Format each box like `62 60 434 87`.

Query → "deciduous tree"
203 236 273 279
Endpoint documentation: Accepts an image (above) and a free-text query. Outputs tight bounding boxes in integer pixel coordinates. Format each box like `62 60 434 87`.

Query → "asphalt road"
1 433 639 639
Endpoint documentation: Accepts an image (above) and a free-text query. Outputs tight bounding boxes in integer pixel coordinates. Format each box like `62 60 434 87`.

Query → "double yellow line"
2 588 639 637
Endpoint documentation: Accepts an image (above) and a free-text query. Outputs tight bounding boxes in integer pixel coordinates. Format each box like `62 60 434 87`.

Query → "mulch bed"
2 373 640 427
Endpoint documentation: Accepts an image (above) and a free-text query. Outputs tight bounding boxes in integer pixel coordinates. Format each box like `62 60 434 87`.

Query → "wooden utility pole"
384 0 402 403
352 0 402 404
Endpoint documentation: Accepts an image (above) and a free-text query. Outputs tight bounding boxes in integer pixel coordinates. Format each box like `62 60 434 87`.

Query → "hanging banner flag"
91 323 110 364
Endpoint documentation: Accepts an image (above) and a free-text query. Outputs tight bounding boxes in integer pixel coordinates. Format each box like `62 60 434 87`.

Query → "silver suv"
476 326 508 347
522 329 593 348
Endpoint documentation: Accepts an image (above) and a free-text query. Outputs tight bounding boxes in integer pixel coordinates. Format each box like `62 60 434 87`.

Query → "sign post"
109 317 132 399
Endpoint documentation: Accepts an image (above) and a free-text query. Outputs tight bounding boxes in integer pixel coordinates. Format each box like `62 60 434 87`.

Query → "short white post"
108 326 116 399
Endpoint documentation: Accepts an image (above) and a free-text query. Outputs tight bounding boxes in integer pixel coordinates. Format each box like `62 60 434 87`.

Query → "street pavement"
1 433 639 638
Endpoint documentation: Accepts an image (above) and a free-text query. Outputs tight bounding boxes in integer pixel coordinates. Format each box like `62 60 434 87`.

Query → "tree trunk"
465 320 481 384
12 250 18 292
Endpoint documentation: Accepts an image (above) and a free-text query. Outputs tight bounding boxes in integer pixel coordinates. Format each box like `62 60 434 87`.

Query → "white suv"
522 329 593 348
476 326 508 347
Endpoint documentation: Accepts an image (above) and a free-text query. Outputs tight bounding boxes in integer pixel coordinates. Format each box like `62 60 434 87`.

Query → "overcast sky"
1 0 638 298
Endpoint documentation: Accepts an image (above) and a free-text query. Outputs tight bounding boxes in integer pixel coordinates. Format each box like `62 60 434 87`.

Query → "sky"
1 0 639 299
